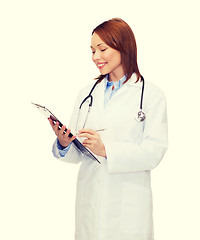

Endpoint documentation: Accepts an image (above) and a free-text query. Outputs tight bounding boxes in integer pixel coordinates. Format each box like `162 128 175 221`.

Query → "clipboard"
31 103 100 164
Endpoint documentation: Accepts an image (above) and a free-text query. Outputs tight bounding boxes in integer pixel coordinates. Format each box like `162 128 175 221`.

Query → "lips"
97 62 107 69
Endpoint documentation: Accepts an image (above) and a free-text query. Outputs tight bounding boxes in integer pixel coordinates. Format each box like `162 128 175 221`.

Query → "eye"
101 48 107 52
90 47 95 54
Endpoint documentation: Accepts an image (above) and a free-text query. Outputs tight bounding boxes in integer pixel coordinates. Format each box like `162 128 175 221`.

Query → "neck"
108 74 124 82
108 68 125 82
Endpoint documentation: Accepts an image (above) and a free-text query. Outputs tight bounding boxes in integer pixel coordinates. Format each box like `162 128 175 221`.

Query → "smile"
97 62 107 69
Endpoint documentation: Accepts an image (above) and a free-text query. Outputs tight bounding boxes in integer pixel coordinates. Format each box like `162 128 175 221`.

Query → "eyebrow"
97 43 105 46
90 43 106 49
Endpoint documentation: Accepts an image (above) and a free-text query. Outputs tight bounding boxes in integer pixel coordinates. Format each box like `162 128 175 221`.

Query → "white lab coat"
52 73 168 240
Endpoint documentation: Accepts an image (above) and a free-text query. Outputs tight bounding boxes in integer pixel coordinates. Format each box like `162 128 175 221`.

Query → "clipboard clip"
31 102 45 108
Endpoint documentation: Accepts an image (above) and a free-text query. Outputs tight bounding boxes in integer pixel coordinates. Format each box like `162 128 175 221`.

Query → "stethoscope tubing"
140 75 144 110
76 76 145 131
79 79 101 109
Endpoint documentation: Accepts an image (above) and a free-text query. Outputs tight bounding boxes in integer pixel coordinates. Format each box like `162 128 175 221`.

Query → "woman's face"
91 32 124 81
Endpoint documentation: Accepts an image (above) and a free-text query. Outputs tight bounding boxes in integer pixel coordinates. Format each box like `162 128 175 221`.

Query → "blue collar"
105 75 127 89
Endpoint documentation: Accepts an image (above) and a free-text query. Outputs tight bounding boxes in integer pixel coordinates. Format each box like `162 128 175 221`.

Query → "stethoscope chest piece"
135 109 146 122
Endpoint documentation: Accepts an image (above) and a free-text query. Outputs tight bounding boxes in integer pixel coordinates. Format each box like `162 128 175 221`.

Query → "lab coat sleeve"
52 140 83 164
52 91 84 164
104 88 168 173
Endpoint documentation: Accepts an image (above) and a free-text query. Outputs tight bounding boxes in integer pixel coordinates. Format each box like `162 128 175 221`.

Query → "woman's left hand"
78 129 106 158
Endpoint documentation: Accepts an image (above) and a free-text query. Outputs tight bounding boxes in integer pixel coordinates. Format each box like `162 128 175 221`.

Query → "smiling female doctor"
49 18 168 240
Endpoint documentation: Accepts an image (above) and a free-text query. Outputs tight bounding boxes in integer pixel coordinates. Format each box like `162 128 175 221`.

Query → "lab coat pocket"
120 182 153 235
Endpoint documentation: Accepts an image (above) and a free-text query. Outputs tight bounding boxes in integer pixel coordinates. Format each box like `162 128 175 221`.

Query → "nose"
92 50 101 62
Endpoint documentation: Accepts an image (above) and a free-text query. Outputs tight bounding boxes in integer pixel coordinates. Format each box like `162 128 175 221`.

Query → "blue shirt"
57 75 127 156
104 75 127 107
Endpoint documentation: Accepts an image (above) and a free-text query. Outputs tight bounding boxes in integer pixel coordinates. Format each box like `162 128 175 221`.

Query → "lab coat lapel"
103 74 142 120
103 82 129 112
92 74 140 126
93 79 105 128
104 74 140 109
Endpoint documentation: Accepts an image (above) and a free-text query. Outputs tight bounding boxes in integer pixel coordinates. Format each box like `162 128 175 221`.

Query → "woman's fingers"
48 118 76 147
78 132 96 139
78 129 99 140
48 118 54 128
82 138 92 145
79 129 97 135
70 135 77 142
77 128 106 157
58 125 66 135
48 119 59 133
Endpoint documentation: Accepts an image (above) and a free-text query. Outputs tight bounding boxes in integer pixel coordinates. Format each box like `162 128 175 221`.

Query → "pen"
96 129 106 132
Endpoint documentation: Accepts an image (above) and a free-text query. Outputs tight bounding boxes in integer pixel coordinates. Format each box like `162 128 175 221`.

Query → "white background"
1 0 200 239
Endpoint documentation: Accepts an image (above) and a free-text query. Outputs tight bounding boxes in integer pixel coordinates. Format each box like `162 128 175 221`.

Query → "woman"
49 18 168 240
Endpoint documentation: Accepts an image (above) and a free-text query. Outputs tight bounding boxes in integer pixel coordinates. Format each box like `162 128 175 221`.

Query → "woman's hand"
78 129 106 157
48 118 76 148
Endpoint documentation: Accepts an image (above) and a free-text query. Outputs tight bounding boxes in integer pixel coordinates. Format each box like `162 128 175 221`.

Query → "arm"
50 92 84 163
57 139 72 157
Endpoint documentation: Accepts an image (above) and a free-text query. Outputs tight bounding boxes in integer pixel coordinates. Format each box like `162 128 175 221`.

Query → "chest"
77 85 145 143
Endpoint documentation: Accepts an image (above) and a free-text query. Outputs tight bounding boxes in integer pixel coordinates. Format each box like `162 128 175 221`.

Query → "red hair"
92 18 142 83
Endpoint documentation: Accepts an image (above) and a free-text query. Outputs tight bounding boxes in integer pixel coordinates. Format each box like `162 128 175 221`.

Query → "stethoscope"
75 76 146 132
135 75 146 122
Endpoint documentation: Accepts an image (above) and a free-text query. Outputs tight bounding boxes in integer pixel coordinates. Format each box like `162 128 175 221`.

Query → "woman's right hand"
48 118 76 148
